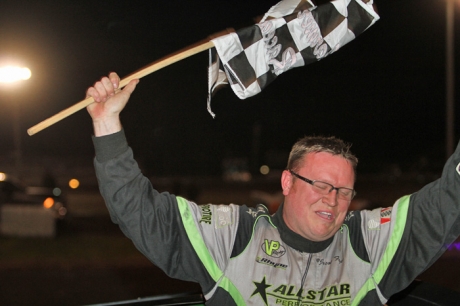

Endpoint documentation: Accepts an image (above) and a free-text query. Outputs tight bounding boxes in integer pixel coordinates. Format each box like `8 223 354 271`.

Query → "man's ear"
281 170 293 196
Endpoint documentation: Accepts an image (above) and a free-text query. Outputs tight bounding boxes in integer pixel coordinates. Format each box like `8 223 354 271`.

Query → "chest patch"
380 207 392 225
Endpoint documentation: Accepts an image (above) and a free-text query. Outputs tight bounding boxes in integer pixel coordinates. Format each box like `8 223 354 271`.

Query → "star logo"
251 276 271 305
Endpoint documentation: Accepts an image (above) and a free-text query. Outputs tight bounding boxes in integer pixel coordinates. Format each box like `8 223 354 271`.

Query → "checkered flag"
207 0 379 116
26 0 380 134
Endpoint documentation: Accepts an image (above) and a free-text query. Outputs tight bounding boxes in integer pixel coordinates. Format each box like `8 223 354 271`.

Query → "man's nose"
322 189 338 207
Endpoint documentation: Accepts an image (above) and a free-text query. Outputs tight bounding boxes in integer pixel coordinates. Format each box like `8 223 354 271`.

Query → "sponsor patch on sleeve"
457 162 460 175
380 207 392 225
215 206 233 228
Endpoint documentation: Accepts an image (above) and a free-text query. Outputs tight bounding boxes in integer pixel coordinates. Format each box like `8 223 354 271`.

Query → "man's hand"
86 72 139 136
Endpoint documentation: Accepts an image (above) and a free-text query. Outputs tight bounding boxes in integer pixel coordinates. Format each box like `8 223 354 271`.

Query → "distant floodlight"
0 66 32 83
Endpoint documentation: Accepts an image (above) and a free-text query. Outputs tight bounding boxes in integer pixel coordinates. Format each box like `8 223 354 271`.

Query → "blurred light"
0 66 32 83
58 207 67 217
43 197 54 209
260 165 270 175
69 179 80 189
448 242 460 251
240 172 252 182
52 187 62 196
0 172 6 181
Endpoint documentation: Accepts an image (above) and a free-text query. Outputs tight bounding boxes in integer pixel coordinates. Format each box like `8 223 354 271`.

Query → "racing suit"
93 130 460 305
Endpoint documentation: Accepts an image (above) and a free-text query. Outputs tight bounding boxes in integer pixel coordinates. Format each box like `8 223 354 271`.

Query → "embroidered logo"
247 208 258 218
251 277 351 306
368 219 380 229
316 256 343 266
457 162 460 175
246 206 267 218
199 204 212 224
344 211 355 222
380 207 392 225
262 240 286 258
215 206 233 228
256 256 288 270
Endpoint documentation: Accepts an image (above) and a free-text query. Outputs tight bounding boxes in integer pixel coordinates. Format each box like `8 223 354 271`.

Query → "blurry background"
1 0 460 305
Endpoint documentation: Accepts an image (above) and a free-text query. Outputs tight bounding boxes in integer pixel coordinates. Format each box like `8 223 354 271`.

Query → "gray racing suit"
93 130 460 305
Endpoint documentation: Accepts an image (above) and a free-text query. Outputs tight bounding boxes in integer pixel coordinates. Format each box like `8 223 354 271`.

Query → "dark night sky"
0 0 458 176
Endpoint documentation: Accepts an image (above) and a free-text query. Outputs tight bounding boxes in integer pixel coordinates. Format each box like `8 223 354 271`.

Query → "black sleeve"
92 130 214 291
379 140 460 298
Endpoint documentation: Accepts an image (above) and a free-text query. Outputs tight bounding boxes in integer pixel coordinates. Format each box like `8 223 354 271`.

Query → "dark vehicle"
0 172 68 222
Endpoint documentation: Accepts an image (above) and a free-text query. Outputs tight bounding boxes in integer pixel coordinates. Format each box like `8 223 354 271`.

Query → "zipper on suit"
298 253 313 304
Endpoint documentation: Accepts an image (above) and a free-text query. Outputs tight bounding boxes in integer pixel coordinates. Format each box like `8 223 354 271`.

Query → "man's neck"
272 203 334 253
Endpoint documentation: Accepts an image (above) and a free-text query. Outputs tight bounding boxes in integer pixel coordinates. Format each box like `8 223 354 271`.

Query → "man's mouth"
317 211 333 220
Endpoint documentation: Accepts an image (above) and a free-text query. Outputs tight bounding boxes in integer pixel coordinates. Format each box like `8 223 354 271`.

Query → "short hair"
287 136 358 175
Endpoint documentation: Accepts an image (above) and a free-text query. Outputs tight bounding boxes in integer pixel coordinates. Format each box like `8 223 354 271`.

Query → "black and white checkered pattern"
209 0 379 101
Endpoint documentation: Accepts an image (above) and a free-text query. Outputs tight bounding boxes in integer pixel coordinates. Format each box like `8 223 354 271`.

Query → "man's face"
281 152 355 242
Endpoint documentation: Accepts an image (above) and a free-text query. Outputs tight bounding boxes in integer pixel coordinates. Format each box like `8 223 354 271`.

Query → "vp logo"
262 239 286 258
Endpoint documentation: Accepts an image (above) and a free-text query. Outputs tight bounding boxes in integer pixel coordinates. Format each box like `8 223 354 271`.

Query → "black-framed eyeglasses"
288 169 356 201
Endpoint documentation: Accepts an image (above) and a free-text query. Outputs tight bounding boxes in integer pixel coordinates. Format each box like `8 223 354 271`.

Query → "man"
87 72 460 305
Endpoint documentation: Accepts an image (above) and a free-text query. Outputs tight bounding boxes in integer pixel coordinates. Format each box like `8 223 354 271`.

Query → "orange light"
43 197 54 209
69 179 80 189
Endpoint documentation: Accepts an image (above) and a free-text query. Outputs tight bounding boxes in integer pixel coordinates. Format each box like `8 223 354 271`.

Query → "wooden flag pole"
27 40 215 136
